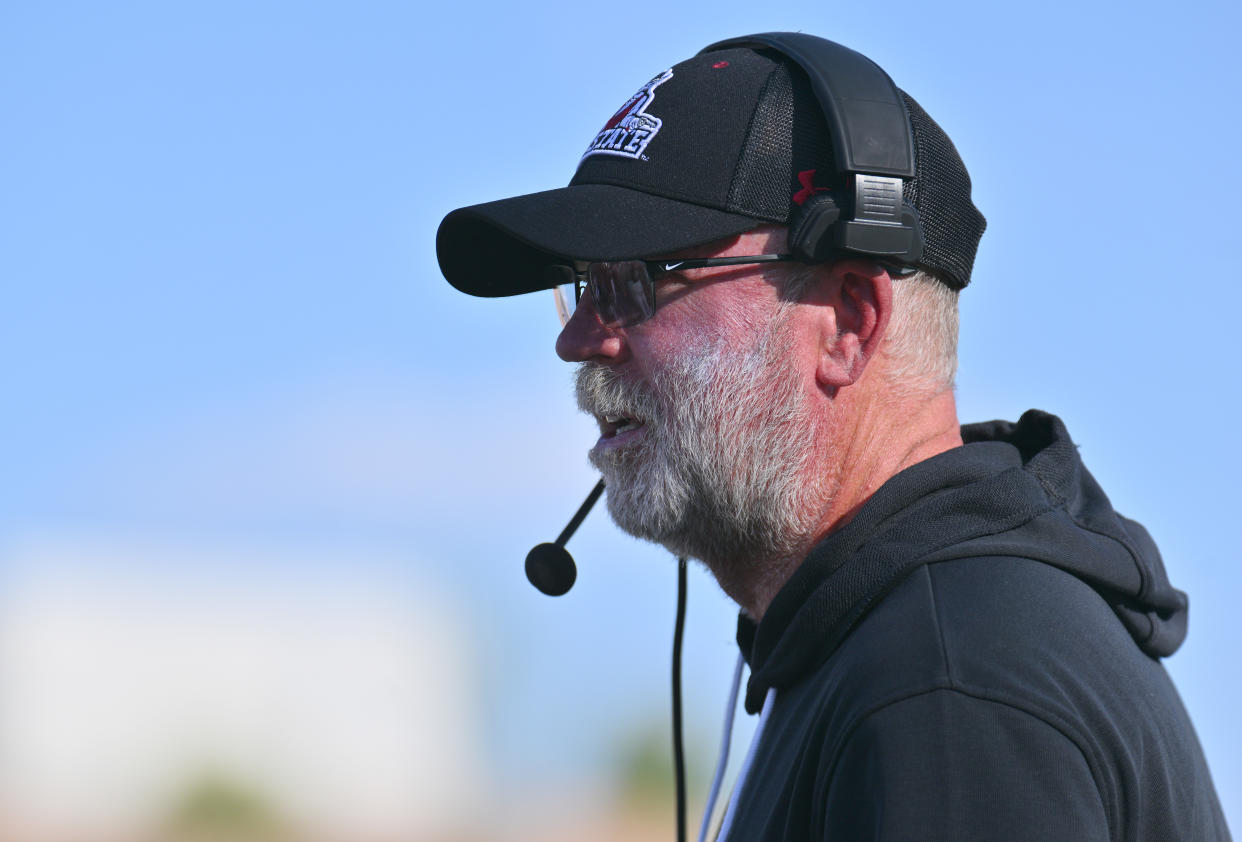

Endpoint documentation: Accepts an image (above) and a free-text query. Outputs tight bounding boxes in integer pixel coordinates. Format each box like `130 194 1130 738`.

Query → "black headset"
700 33 924 268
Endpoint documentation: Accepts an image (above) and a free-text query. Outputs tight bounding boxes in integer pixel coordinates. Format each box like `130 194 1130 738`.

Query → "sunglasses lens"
543 264 580 327
545 261 657 328
590 261 656 327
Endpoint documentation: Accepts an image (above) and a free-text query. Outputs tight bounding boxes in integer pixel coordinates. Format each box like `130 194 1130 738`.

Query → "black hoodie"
725 411 1230 841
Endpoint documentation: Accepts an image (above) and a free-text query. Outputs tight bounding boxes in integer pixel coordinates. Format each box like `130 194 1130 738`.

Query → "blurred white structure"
0 535 485 841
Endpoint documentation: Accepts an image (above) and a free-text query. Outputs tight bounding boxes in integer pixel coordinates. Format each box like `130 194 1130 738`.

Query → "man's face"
558 228 831 570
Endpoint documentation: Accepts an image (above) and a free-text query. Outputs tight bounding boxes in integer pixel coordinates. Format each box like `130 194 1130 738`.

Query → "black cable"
672 556 688 842
555 479 605 546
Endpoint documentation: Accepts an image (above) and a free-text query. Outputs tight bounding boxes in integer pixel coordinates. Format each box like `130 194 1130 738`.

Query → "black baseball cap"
437 37 985 296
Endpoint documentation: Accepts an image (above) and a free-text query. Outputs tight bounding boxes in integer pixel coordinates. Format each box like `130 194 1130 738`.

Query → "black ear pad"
790 192 925 266
836 204 924 262
788 192 844 263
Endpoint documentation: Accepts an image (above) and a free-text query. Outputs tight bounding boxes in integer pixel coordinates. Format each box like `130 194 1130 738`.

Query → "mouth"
597 412 646 444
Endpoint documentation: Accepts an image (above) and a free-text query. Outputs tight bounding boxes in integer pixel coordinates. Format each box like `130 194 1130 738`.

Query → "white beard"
574 314 829 575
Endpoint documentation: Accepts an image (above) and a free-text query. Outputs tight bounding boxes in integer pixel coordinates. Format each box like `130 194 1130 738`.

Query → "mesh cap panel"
728 58 837 221
899 91 986 290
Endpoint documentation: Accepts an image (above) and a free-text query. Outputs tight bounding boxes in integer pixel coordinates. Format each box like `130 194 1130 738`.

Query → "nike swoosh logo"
661 261 685 272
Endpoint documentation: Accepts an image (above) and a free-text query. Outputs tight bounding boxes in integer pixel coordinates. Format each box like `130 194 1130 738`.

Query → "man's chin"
591 457 691 549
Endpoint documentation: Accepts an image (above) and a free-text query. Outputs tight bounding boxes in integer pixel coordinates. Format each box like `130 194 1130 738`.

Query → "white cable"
697 652 746 842
715 685 778 842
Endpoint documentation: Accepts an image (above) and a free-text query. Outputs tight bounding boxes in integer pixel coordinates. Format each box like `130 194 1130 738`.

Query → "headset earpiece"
834 177 923 261
789 192 844 263
789 190 924 266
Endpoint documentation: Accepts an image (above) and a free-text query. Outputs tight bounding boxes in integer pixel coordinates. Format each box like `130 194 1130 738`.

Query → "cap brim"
436 184 762 298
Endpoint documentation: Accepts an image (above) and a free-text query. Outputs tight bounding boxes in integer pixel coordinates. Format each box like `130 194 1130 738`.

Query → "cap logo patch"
582 68 674 162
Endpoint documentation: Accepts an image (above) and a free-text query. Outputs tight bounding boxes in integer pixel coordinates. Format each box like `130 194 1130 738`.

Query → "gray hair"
882 269 958 395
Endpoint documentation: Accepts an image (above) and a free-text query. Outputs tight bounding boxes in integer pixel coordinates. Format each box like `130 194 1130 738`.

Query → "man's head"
436 34 984 613
555 223 957 608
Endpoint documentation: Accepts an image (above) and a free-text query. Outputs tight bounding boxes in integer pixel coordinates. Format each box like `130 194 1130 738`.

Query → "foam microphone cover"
525 542 578 596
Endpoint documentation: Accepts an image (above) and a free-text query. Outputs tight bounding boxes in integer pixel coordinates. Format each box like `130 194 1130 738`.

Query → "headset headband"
700 33 922 264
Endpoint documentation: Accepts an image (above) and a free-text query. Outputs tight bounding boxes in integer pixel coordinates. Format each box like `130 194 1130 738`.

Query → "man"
437 33 1230 840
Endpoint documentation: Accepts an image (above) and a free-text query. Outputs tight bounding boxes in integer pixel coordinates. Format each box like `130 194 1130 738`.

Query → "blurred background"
2 0 1238 839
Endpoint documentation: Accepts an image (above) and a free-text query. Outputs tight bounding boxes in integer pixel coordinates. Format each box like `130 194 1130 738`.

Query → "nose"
555 295 628 363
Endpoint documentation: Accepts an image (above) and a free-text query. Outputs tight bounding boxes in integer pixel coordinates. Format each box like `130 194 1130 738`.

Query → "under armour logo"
792 169 831 206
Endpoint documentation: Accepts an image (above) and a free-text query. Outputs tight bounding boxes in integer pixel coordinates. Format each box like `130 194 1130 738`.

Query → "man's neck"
732 388 963 621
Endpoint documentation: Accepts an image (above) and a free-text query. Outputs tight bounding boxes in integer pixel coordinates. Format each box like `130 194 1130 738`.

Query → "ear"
806 259 893 390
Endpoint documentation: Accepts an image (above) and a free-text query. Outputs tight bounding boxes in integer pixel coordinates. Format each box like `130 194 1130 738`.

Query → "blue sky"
3 0 1239 829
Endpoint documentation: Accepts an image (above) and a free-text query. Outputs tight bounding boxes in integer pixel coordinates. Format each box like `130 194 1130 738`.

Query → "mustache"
574 363 662 424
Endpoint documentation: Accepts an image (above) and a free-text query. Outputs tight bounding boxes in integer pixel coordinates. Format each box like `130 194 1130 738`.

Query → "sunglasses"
544 254 800 328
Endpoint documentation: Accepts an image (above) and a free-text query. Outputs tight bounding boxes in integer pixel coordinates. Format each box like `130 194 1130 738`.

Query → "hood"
738 409 1188 713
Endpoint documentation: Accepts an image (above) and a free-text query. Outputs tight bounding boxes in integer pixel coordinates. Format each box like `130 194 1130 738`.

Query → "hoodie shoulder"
812 556 1224 841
